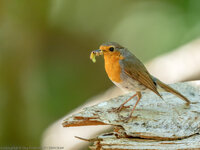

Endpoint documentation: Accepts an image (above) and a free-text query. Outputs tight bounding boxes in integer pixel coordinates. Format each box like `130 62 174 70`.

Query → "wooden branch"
63 81 200 149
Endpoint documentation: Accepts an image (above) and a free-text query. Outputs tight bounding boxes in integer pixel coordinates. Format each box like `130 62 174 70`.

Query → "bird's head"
90 42 125 63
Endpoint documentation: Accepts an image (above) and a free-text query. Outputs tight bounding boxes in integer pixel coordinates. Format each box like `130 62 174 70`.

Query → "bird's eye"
109 47 114 52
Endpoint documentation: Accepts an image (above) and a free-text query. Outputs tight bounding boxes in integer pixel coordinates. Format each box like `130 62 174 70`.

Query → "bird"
90 42 191 120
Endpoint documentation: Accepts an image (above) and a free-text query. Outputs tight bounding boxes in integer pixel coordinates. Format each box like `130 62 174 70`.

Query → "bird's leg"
126 91 142 121
116 93 137 112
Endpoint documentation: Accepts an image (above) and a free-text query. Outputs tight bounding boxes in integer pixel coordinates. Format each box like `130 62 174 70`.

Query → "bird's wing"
122 56 162 98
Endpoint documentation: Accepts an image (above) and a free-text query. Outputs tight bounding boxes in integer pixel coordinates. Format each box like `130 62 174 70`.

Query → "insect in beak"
90 49 103 63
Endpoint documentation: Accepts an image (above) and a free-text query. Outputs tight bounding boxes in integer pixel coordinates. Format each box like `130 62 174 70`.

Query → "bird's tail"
155 79 190 105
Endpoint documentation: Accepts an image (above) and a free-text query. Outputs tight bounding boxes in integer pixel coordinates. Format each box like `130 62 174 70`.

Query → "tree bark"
63 81 200 149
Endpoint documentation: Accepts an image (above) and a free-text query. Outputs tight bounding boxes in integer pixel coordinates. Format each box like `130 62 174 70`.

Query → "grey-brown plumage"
118 48 190 104
119 50 162 98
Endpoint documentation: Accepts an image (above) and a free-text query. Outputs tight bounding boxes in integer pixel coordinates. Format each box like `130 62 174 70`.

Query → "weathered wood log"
63 81 200 149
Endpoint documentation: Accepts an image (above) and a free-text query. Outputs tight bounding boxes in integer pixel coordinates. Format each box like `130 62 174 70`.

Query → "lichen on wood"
62 81 200 149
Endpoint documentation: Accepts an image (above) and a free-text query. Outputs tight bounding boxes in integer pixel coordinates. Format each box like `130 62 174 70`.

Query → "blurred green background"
0 0 200 147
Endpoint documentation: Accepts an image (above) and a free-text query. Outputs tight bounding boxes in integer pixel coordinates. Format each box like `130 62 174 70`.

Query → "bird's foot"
115 105 130 112
123 114 133 123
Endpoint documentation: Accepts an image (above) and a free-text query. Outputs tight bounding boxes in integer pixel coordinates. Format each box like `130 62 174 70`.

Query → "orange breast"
104 53 122 83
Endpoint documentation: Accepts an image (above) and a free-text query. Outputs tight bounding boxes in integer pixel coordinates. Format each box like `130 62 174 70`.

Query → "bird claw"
122 115 132 123
113 106 133 122
115 105 130 112
115 106 123 112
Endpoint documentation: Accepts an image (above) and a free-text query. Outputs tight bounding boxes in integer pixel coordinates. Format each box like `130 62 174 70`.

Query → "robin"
90 42 191 120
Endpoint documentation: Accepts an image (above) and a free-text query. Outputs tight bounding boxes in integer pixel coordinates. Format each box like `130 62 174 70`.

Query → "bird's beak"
93 49 103 55
90 49 103 63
